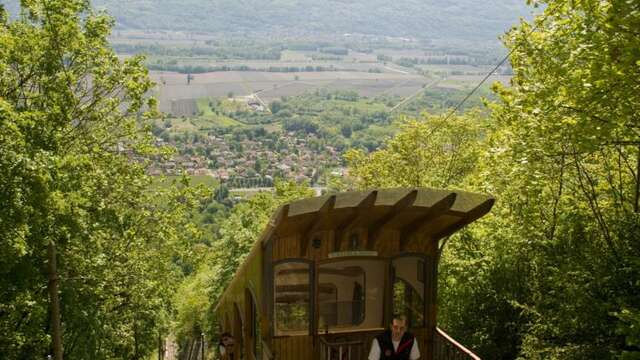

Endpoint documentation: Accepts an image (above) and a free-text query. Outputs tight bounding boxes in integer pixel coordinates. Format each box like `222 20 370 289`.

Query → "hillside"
2 0 534 41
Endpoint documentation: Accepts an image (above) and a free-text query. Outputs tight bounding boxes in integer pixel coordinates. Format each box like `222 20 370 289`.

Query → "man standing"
218 333 234 360
368 316 420 360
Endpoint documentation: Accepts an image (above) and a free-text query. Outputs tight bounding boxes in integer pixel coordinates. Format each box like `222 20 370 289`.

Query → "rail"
434 327 481 360
319 337 365 360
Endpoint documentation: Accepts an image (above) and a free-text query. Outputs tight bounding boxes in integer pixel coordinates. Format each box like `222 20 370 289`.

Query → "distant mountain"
2 0 534 41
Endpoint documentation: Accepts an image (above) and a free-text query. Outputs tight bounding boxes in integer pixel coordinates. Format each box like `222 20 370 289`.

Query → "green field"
195 98 246 127
158 103 245 134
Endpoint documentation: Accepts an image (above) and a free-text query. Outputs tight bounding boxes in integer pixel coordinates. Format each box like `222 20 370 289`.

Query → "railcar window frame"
391 253 428 329
245 287 262 359
317 256 386 334
272 258 314 337
318 261 367 330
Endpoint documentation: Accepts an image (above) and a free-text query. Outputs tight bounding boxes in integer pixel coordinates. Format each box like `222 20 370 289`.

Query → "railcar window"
273 261 311 336
392 256 426 328
318 259 385 332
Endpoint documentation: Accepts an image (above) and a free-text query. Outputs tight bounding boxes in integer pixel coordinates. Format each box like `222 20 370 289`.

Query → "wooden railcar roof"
259 188 495 247
215 188 494 313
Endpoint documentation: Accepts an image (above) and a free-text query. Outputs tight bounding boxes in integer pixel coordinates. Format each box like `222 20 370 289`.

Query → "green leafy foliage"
0 1 206 359
172 181 313 348
343 1 640 358
344 112 484 189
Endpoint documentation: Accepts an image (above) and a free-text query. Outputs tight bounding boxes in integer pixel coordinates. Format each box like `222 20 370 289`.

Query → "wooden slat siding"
273 336 313 360
322 229 333 258
332 227 367 253
272 237 280 262
374 228 400 254
305 229 333 260
404 231 431 254
272 234 301 262
273 339 280 359
300 196 336 257
289 337 295 360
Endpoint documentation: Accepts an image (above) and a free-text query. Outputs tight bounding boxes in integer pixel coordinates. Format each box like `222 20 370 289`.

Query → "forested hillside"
1 0 532 41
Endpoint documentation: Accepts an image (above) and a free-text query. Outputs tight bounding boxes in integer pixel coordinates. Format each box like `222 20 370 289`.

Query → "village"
147 129 345 187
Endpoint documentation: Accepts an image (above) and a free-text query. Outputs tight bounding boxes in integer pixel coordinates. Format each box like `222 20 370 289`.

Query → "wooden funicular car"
215 188 494 360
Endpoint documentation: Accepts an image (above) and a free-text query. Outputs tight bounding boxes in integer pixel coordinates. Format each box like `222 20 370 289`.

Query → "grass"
304 98 390 114
192 115 244 129
218 98 251 113
159 98 247 132
196 98 216 116
165 118 199 132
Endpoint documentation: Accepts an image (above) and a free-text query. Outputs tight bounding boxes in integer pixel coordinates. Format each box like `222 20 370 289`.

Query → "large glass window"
392 256 426 328
318 259 385 333
274 261 311 336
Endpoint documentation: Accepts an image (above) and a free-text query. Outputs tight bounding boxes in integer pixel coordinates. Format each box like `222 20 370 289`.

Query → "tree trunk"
47 241 63 360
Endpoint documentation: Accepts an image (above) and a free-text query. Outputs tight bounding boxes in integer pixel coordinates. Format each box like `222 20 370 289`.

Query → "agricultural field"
151 70 431 115
111 31 513 117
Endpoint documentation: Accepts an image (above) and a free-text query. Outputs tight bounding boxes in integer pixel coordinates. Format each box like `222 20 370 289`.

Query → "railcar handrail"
434 327 481 360
319 337 365 360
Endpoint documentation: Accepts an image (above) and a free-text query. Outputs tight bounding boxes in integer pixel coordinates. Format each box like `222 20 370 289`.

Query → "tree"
172 181 313 352
269 100 282 114
483 0 640 357
344 113 484 189
342 2 640 358
0 2 203 359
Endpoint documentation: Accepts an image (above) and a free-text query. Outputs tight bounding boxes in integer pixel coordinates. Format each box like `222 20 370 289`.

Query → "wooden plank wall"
272 226 432 262
272 336 313 360
272 235 301 262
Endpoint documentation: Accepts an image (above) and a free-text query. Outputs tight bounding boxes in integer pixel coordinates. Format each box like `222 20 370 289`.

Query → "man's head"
220 333 234 346
390 315 407 341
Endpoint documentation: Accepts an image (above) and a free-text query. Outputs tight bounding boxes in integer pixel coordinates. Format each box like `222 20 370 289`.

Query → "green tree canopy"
172 181 313 348
0 1 204 359
344 112 484 189
342 1 640 359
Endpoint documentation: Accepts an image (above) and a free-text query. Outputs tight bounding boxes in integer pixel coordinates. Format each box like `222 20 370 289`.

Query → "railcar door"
316 257 387 360
391 255 429 357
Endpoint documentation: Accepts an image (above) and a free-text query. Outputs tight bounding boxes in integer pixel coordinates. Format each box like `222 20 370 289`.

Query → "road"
390 77 443 113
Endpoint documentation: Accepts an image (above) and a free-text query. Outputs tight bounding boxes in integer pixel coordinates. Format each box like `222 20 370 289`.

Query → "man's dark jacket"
375 329 415 360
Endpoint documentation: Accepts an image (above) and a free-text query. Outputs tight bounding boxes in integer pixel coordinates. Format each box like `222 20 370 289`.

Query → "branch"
572 151 619 259
547 151 565 241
